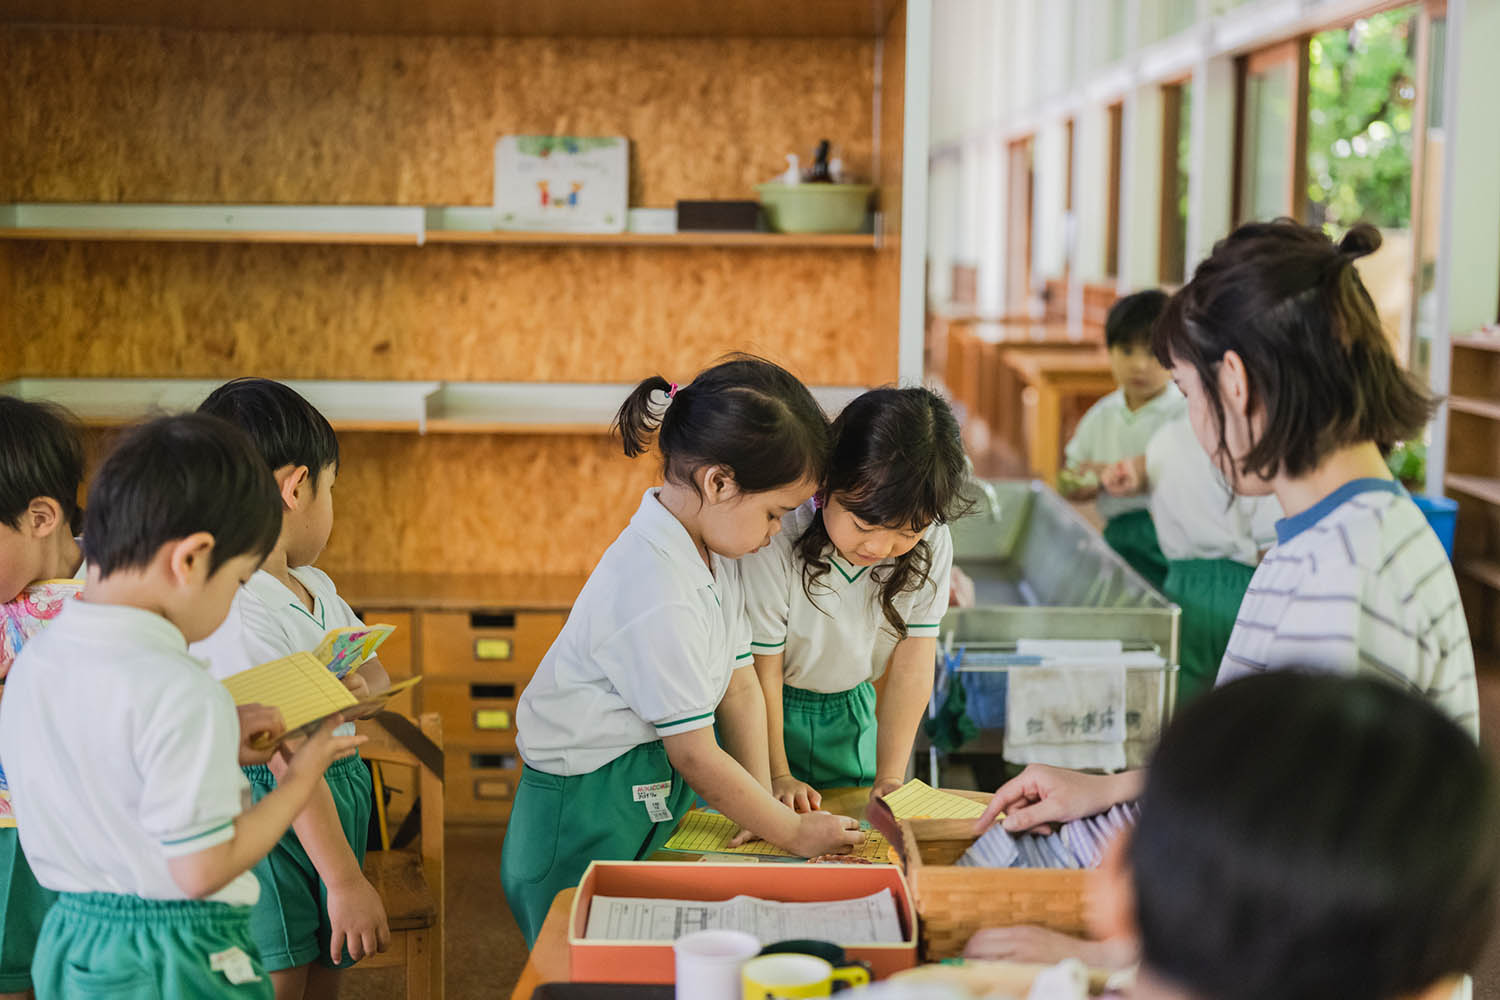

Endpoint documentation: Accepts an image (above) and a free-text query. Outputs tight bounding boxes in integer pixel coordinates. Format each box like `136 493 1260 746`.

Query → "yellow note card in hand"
880 779 988 821
222 652 357 735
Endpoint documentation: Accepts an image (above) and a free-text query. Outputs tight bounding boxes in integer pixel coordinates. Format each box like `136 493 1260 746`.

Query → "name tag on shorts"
632 780 674 823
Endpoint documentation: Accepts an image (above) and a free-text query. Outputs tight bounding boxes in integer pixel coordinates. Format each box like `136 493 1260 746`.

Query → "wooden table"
508 788 882 1000
1000 348 1116 484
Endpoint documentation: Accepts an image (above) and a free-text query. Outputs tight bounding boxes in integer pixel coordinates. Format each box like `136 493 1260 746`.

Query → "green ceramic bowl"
754 183 874 234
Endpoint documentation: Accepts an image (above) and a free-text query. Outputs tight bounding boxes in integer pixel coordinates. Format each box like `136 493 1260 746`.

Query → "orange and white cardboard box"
568 861 919 983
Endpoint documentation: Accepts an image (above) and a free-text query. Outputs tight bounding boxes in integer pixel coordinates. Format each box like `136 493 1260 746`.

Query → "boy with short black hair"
1059 290 1185 590
193 378 391 998
0 414 363 998
0 397 86 1000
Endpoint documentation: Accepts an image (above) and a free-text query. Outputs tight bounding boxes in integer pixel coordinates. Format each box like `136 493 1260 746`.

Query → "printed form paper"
584 889 904 944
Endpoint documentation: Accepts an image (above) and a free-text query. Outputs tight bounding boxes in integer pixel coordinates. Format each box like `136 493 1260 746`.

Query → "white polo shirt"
1219 479 1478 740
741 502 953 693
517 490 753 776
192 565 365 736
1145 417 1282 565
1064 385 1186 520
0 600 258 904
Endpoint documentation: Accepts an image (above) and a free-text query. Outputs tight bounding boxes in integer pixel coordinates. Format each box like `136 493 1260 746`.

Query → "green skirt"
1103 509 1170 592
33 893 270 999
500 741 695 947
782 683 878 791
1163 558 1256 708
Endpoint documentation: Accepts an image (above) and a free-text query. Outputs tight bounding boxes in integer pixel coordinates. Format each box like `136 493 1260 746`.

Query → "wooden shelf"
1449 395 1500 422
2 0 902 37
424 230 877 249
339 572 588 612
0 204 877 250
1446 474 1500 508
1458 558 1500 593
2 378 867 436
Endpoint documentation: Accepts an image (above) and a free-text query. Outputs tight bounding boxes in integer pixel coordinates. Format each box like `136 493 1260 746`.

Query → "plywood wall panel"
10 240 889 384
321 432 659 576
0 246 14 379
2 28 874 208
874 0 907 355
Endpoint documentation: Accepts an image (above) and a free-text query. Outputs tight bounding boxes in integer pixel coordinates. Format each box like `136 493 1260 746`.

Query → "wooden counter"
338 571 588 613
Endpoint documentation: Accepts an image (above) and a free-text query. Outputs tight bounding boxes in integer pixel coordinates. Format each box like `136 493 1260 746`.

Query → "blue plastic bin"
1413 494 1458 560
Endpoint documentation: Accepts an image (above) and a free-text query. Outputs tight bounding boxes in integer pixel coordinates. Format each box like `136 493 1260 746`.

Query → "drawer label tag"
474 638 513 660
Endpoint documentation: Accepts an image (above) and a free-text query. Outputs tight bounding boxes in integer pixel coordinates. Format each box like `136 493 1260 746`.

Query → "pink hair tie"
812 494 824 511
667 382 679 399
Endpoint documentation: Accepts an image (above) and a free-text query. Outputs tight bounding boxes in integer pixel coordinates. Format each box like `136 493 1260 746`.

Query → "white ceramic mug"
674 929 762 1000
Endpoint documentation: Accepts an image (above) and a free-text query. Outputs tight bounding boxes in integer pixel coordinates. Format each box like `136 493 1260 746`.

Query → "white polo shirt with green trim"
0 600 258 905
192 565 365 736
516 489 755 776
741 501 953 693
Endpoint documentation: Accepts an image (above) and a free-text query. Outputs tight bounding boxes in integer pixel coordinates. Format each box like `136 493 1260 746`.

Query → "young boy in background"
192 379 390 999
0 397 86 1000
1058 290 1185 591
0 414 362 998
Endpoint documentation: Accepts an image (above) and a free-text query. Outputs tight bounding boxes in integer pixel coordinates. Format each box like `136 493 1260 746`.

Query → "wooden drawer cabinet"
422 679 519 750
447 747 521 824
419 610 566 682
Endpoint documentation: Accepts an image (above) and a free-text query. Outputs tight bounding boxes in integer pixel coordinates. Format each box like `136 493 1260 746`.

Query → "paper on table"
663 810 892 862
584 889 904 944
880 779 987 821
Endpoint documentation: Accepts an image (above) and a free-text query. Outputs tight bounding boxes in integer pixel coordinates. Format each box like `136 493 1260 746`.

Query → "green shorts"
782 683 878 790
501 741 695 947
1163 558 1256 708
1103 509 1170 593
0 826 56 992
32 892 270 999
242 753 372 972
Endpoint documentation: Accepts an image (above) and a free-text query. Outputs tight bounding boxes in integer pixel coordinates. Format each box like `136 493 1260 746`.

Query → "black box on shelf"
674 200 762 232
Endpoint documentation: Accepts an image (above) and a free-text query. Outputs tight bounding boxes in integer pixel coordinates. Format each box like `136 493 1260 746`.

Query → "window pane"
1305 8 1419 358
1241 60 1295 221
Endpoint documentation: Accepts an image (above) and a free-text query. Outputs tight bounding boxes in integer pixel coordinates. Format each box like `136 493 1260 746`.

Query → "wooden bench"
356 712 446 1000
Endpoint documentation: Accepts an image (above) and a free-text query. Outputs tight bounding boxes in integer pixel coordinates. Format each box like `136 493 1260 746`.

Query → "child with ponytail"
501 356 863 945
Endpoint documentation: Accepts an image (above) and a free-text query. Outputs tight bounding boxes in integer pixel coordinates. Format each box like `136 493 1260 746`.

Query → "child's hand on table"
793 811 864 858
1100 455 1147 496
771 774 822 813
326 871 391 964
235 703 286 766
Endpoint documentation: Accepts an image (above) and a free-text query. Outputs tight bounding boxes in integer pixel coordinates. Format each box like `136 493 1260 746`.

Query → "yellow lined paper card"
663 809 893 862
222 652 357 733
880 779 988 821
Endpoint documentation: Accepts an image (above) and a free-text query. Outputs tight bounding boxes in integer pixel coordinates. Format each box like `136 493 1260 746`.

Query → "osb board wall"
0 246 14 379
875 0 907 344
2 28 874 208
327 432 660 576
10 241 886 384
78 426 661 575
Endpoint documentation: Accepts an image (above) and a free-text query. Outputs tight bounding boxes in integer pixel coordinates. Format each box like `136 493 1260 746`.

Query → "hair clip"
812 494 824 511
667 382 679 399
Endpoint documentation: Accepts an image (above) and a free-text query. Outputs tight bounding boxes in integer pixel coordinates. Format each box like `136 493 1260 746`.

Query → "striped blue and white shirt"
1218 479 1477 740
